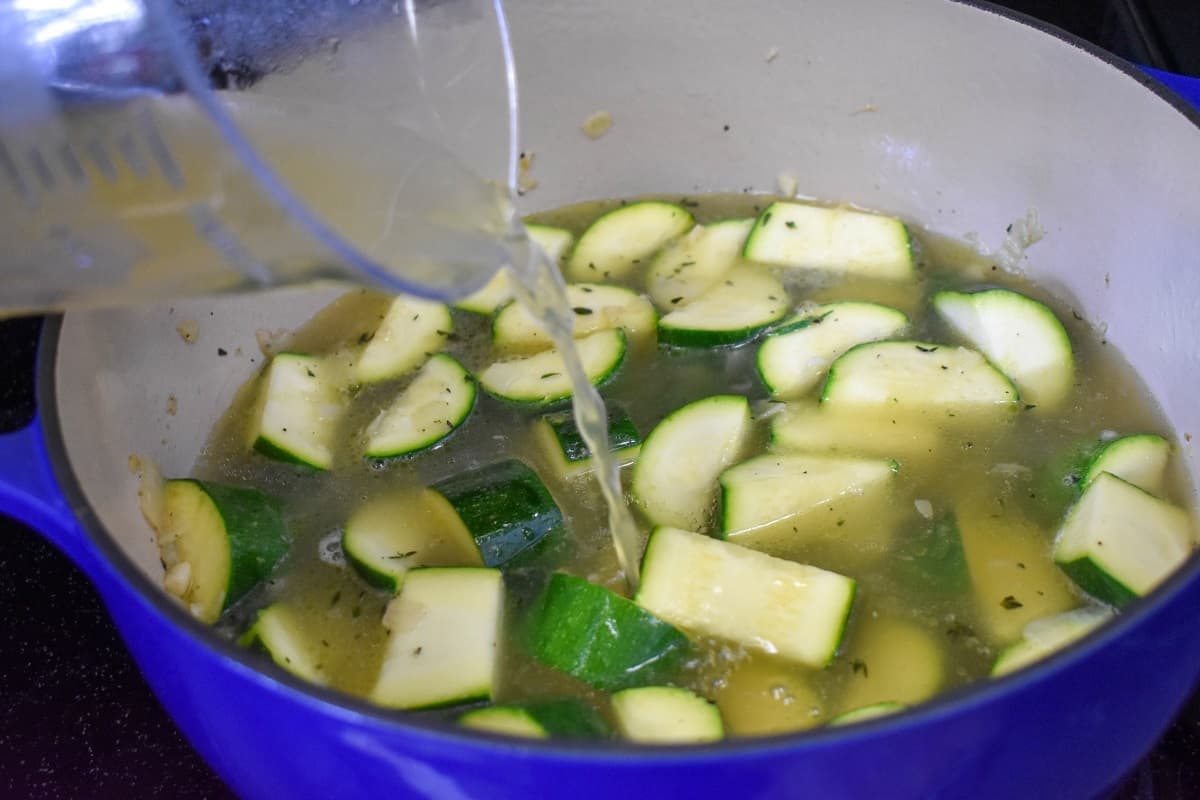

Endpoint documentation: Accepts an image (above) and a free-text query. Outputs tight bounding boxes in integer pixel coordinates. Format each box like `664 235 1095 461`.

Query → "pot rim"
37 0 1200 763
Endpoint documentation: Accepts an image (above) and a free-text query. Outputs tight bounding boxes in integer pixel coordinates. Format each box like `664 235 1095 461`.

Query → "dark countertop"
0 3 1196 798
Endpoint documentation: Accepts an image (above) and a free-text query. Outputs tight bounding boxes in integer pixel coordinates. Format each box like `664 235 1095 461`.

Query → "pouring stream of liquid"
507 235 642 592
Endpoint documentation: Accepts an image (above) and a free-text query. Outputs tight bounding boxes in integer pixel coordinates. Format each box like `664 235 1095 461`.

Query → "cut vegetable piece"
658 267 790 347
363 354 476 458
933 289 1074 410
431 460 566 569
159 480 289 623
353 295 453 383
743 202 914 280
829 702 906 727
454 269 513 316
957 494 1077 643
459 699 608 739
769 401 938 462
821 341 1019 419
493 283 656 353
566 201 694 281
251 353 346 470
838 616 944 711
1054 473 1193 607
1083 434 1171 497
524 573 690 691
719 454 897 557
637 527 856 667
631 395 752 531
991 606 1114 677
457 225 574 314
534 404 641 479
239 603 327 685
892 512 969 597
645 219 753 310
756 302 908 399
713 658 823 736
370 567 504 709
610 686 724 744
341 489 483 592
478 328 626 406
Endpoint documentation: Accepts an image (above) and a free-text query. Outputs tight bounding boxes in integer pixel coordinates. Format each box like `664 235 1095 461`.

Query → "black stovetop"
0 2 1196 797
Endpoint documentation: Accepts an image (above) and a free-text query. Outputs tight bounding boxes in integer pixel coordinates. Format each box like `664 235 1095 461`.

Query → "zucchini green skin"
1055 558 1139 608
253 437 319 468
657 319 778 348
892 512 969 597
198 481 291 604
523 573 691 691
540 405 641 463
162 479 290 622
432 460 566 568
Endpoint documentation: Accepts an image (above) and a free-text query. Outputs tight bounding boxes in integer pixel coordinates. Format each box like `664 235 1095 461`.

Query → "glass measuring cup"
0 0 522 313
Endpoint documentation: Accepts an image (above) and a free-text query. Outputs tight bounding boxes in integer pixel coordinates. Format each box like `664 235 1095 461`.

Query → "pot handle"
1139 66 1200 112
0 316 98 576
0 417 98 574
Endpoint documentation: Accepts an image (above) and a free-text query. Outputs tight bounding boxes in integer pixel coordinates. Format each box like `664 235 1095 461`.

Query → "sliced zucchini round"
933 288 1074 410
609 690 720 743
756 302 908 399
1083 433 1170 497
1054 472 1193 607
353 295 454 384
769 401 939 462
455 225 576 315
159 479 290 623
363 354 476 459
657 268 790 347
478 328 626 406
239 603 328 685
492 283 656 353
631 395 751 531
460 699 609 739
534 404 642 479
566 201 694 282
645 219 753 310
610 686 724 744
743 201 914 281
342 489 484 592
820 341 1019 418
251 353 346 470
828 702 907 727
719 453 898 554
370 567 505 709
991 606 1113 677
636 526 856 668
